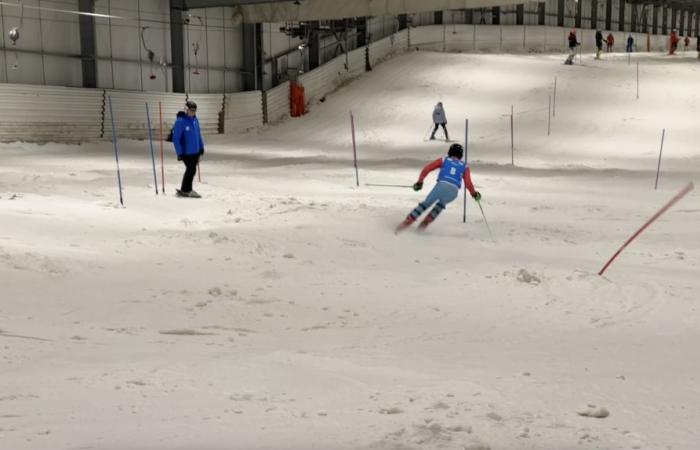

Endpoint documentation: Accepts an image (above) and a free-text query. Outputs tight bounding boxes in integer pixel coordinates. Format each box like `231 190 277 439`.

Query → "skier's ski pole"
145 102 159 195
475 199 494 241
365 183 412 188
197 161 202 183
598 182 694 276
107 96 124 207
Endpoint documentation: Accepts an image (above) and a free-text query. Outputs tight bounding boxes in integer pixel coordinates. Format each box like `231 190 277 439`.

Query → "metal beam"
434 11 443 25
78 0 97 88
538 2 545 26
631 3 638 31
492 6 500 24
170 0 186 93
605 0 612 31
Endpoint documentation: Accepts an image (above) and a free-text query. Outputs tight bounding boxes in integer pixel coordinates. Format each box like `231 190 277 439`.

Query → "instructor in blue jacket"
172 100 205 198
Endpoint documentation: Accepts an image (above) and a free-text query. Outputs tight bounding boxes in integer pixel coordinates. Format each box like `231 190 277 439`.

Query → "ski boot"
395 216 416 234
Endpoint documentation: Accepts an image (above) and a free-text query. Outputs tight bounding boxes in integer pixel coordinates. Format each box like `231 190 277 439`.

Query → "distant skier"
684 36 690 51
565 29 580 65
595 30 604 59
430 102 449 141
395 143 481 233
626 35 634 53
172 100 205 198
670 30 679 55
606 33 614 52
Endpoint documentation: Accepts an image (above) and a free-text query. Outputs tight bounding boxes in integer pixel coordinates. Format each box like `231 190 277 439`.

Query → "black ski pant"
180 154 200 193
431 123 448 139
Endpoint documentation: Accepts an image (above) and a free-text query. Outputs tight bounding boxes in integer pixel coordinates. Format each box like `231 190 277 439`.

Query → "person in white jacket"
430 102 449 141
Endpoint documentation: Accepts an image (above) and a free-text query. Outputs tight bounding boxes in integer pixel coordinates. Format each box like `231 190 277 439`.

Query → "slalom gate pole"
510 104 514 166
553 76 557 117
463 118 469 223
475 199 494 241
598 182 694 276
655 129 665 190
159 101 165 194
145 103 159 195
636 62 639 100
365 183 412 188
198 162 202 183
350 111 359 187
548 95 552 136
108 96 124 207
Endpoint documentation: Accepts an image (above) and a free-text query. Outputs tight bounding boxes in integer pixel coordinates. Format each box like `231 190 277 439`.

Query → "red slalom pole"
598 182 695 276
159 101 165 194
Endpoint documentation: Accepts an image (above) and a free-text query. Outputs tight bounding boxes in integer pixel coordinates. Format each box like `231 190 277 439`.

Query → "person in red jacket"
670 29 679 55
395 144 481 233
606 33 614 52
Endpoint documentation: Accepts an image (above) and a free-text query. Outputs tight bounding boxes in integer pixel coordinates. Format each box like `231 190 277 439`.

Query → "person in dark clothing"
595 30 604 59
172 100 205 198
565 30 580 65
626 35 634 53
697 35 700 60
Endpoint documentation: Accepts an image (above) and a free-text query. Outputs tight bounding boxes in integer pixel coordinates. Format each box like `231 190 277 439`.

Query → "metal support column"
517 4 525 25
538 2 546 26
575 0 582 29
492 7 500 25
605 0 612 31
557 0 565 27
618 0 625 32
308 21 320 70
242 23 263 91
591 0 598 29
78 0 97 88
169 0 185 93
434 11 443 25
662 6 668 34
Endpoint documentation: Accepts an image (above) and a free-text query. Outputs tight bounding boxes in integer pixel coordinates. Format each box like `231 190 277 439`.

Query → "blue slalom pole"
145 102 159 195
463 118 468 223
107 96 124 207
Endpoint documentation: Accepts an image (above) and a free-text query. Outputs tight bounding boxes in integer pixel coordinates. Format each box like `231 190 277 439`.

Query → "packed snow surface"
1 50 699 450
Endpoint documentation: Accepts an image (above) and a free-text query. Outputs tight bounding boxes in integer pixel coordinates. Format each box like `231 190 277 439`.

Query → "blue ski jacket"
172 111 205 157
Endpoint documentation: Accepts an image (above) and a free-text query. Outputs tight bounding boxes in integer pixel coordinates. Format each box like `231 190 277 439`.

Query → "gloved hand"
199 148 204 156
177 155 182 161
471 191 482 202
413 181 423 191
